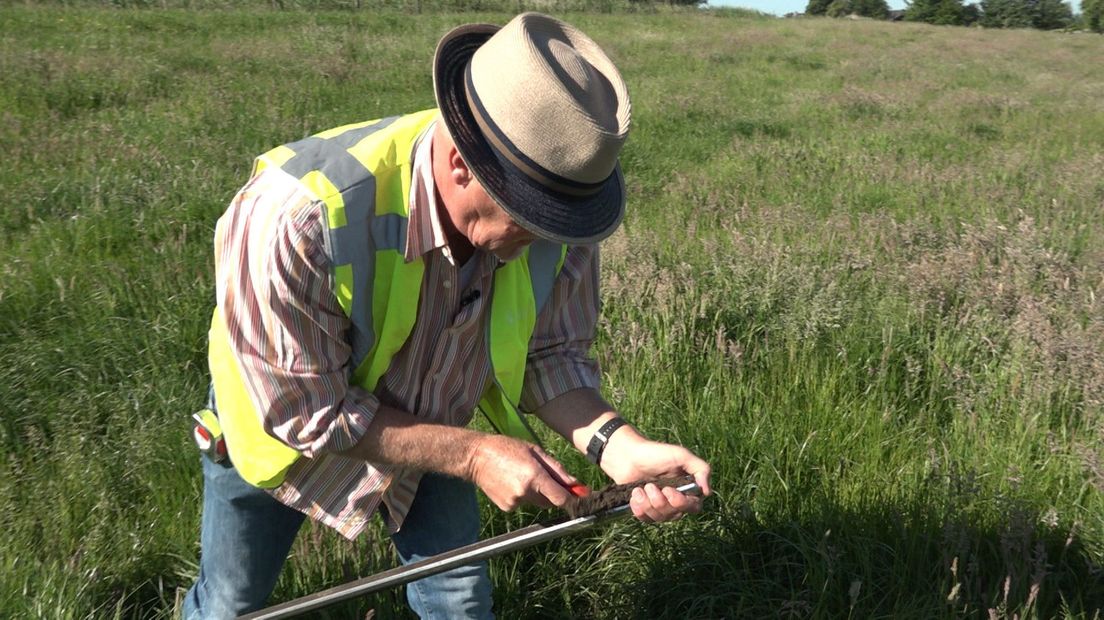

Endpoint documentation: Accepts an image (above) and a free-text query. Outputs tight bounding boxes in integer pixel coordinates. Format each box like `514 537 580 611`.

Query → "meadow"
1 3 1103 617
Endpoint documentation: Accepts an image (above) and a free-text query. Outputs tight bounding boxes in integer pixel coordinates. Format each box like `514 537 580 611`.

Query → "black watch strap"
586 417 627 465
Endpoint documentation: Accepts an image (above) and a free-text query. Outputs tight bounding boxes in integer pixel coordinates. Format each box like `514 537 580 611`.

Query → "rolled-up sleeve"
519 244 603 412
213 169 378 458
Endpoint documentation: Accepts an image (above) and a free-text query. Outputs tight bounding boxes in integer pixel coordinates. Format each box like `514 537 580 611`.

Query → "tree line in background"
805 0 1103 31
1083 0 1104 29
805 0 890 18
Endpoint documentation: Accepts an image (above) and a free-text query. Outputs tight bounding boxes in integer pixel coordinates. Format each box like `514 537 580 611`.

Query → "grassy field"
2 3 1104 618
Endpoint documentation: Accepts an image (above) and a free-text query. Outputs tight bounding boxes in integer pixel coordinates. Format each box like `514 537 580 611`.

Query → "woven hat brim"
433 25 626 246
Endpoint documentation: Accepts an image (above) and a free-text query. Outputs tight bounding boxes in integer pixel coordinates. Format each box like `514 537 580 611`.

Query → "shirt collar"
405 120 458 265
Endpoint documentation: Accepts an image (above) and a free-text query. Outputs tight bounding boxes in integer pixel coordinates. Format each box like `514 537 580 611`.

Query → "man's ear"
448 146 474 188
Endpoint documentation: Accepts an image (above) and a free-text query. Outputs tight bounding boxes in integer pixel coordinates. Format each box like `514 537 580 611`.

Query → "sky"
707 0 1082 15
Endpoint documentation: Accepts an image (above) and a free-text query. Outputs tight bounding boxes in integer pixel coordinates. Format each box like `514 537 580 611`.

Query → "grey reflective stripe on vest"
324 212 409 368
528 240 563 312
278 116 402 367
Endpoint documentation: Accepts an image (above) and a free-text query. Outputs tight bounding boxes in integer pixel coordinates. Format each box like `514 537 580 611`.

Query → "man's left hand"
598 428 712 523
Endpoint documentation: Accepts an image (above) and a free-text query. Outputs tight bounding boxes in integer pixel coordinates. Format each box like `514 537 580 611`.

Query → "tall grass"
1 5 1102 618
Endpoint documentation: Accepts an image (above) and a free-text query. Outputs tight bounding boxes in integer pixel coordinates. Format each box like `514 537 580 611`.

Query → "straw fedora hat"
433 13 631 245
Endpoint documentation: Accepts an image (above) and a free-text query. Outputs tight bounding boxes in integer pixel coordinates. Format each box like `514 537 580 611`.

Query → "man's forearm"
339 404 584 512
337 405 481 480
534 387 643 455
344 390 619 477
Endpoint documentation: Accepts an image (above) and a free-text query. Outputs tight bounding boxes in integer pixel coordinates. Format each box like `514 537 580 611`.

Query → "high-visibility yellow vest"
208 109 567 488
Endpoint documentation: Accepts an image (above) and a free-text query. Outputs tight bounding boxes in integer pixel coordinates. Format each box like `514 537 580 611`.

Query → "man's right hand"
465 434 579 511
342 406 579 512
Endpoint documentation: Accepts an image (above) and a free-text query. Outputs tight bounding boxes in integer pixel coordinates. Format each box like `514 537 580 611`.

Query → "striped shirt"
213 119 601 540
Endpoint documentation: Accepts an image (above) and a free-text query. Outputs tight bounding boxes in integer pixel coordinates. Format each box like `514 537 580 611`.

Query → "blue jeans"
183 456 493 619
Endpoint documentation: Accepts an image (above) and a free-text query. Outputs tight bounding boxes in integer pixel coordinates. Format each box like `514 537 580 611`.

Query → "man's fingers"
533 469 572 507
531 447 584 507
685 455 712 497
640 483 676 522
629 482 702 523
629 487 655 523
662 485 702 514
644 483 671 520
523 447 576 508
532 447 579 487
525 492 556 510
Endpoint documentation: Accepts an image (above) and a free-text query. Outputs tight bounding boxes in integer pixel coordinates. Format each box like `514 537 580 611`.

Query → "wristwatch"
586 417 627 465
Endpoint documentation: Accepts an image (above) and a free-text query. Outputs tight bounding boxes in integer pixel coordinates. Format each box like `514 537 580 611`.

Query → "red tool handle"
567 483 590 497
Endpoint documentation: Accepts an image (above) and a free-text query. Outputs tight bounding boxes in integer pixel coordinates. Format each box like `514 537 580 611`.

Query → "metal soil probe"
240 477 702 620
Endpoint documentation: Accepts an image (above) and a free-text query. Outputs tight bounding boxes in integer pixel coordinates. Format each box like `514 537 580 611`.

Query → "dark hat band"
463 63 607 199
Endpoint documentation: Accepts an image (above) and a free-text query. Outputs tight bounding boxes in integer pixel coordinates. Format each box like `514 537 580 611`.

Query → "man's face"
432 125 540 263
464 182 538 262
